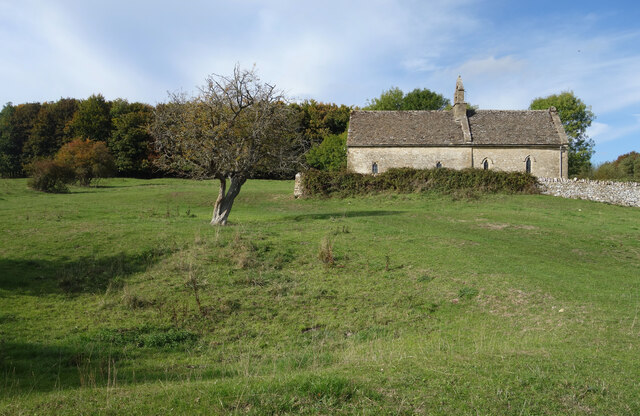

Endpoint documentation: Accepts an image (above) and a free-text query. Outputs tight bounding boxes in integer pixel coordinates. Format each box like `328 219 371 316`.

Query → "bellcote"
452 76 472 142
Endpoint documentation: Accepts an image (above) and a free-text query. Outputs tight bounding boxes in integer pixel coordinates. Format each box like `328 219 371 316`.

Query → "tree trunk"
211 176 245 226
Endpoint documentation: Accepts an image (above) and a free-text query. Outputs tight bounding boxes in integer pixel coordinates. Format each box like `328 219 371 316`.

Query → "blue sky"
1 0 639 163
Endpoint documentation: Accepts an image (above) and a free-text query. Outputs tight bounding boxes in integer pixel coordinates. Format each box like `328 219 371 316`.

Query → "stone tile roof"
347 109 567 147
347 110 464 146
468 110 566 146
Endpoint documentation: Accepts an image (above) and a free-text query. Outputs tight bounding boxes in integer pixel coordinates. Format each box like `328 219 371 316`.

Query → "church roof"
468 110 567 146
347 108 568 147
347 111 464 146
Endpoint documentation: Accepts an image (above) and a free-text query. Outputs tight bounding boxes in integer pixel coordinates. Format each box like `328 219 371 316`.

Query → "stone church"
347 77 569 178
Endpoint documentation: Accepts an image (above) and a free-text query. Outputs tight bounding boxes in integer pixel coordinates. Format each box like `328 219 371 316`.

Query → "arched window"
372 162 378 174
436 161 442 169
525 157 531 174
483 159 489 170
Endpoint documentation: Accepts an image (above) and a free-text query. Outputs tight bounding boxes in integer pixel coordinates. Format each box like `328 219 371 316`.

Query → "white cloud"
587 122 611 143
589 115 640 144
0 0 163 103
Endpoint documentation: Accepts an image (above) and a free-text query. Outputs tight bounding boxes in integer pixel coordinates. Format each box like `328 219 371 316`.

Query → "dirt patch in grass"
476 222 538 230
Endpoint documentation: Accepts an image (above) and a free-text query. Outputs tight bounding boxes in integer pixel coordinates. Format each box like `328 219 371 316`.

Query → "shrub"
54 138 115 186
301 167 539 198
26 159 75 193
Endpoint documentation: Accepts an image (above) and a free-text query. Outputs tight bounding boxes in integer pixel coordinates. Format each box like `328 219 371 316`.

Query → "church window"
436 161 442 168
372 162 378 174
525 157 531 173
483 160 489 170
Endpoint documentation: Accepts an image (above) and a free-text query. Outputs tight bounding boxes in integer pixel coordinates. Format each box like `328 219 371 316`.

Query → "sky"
1 0 639 163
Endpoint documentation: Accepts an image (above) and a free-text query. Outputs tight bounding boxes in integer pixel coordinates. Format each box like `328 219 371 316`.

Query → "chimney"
452 76 472 142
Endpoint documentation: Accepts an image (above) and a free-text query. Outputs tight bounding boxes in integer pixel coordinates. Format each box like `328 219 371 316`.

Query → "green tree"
108 100 154 176
23 98 78 162
364 87 449 111
305 131 347 171
290 100 351 147
68 94 112 142
0 102 41 177
364 87 404 110
0 103 18 177
529 92 595 176
402 88 450 110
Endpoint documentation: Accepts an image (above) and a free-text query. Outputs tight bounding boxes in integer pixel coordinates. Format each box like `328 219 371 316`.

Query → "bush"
27 159 75 193
55 138 115 186
301 167 539 198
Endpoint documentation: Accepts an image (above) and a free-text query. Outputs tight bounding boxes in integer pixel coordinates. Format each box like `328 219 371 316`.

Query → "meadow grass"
1 177 639 414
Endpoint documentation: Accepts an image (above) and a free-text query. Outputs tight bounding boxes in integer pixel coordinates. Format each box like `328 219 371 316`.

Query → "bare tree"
151 65 299 225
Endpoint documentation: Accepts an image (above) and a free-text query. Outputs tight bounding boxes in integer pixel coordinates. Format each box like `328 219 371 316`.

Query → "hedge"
301 167 539 197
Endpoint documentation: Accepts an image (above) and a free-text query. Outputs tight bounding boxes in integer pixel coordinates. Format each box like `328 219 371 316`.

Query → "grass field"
1 177 639 415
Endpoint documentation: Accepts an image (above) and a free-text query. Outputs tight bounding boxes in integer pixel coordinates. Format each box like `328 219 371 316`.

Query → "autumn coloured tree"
54 138 115 186
151 65 299 225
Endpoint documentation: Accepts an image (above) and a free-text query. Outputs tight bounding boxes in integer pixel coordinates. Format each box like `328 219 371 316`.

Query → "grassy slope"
1 178 639 415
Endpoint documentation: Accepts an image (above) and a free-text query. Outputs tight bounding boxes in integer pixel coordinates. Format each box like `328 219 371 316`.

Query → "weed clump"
318 237 335 266
459 286 479 299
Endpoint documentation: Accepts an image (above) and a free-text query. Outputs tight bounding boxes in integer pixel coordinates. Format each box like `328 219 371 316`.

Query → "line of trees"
0 94 352 181
0 95 155 178
1 83 602 184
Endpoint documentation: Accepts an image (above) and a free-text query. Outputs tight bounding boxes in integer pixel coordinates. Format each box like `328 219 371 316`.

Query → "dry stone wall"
538 178 640 207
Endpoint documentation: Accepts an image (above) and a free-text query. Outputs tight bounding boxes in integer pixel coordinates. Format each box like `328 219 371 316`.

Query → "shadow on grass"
289 210 403 221
0 340 364 408
0 248 172 296
0 338 230 397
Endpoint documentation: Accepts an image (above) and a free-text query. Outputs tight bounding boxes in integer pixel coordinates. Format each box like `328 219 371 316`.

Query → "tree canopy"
365 87 450 111
68 94 112 143
305 131 347 172
151 65 299 225
529 91 595 176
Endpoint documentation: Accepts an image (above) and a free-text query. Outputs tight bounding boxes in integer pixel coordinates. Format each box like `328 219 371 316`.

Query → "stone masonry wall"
538 178 640 207
348 146 564 178
347 147 471 174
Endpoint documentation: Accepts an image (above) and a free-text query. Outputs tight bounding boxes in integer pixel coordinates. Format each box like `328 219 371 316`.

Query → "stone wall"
538 178 640 207
348 146 565 178
472 147 565 179
294 172 304 198
348 147 472 174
